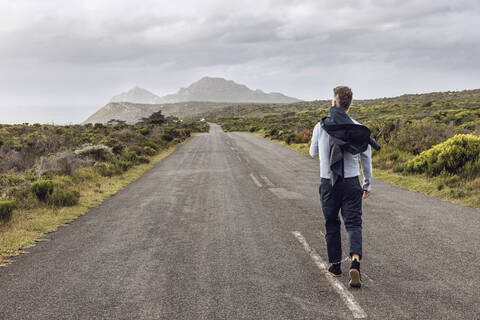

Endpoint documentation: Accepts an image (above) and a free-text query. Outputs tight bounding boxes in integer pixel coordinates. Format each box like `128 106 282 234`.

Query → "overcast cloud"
1 0 479 123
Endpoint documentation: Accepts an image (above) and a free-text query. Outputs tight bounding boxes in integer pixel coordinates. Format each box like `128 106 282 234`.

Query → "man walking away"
309 86 376 288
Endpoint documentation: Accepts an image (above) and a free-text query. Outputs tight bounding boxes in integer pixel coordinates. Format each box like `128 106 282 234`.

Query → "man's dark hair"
333 86 353 111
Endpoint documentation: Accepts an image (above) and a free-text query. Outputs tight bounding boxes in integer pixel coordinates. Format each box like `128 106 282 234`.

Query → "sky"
1 0 479 124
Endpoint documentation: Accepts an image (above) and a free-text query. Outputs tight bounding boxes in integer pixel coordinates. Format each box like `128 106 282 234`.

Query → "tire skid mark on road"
291 231 368 319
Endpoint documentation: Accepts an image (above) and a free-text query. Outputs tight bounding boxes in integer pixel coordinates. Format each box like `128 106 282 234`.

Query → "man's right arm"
360 145 372 192
309 123 319 158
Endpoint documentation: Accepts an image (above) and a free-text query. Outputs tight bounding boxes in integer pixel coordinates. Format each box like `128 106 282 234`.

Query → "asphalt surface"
1 123 479 319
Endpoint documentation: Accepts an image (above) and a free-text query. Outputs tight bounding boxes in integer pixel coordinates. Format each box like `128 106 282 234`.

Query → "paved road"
1 123 479 319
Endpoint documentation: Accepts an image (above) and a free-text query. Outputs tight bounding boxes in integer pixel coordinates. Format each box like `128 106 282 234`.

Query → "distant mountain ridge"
109 77 300 104
84 77 301 124
158 77 300 104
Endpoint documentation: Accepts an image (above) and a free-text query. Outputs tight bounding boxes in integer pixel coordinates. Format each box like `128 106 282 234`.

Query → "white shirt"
309 119 372 191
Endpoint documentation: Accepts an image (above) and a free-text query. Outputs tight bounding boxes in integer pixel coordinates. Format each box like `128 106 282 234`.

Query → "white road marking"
260 175 274 187
291 231 367 319
250 173 262 188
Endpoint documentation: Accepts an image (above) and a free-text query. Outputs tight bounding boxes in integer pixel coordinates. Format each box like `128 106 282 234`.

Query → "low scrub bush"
104 138 125 154
143 146 156 156
294 129 311 144
391 119 453 155
94 162 117 177
46 189 80 207
0 200 16 223
115 160 133 172
74 145 113 161
405 134 480 177
121 150 138 163
137 156 150 164
30 180 54 201
42 152 91 176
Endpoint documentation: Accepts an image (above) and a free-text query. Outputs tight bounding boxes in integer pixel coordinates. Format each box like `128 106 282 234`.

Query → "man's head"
333 86 353 111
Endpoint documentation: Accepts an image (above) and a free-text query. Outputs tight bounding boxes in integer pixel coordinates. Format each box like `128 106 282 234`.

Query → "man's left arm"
360 145 372 198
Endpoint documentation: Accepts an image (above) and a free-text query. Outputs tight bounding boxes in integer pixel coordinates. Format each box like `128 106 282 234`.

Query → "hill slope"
83 101 241 124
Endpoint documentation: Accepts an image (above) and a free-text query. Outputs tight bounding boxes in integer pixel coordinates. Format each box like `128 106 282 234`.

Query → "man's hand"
362 190 371 199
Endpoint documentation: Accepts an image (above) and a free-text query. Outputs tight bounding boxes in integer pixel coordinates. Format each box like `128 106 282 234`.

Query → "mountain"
109 77 301 105
158 77 301 104
110 86 161 104
84 77 302 124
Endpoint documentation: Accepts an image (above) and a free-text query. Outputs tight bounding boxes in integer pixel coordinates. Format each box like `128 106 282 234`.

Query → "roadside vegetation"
213 89 480 209
0 112 208 265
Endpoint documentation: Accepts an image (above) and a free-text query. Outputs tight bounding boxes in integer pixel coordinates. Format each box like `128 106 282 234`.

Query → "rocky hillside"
83 101 241 124
83 102 163 124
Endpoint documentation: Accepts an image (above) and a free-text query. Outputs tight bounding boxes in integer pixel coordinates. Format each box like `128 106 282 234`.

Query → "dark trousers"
319 176 363 263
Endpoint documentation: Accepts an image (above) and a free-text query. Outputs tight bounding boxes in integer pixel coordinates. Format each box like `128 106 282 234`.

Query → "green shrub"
162 133 174 142
285 132 297 144
143 146 156 156
405 134 480 176
0 200 16 223
121 151 138 163
115 160 133 172
268 128 279 137
94 162 116 177
47 189 80 207
139 128 150 136
137 156 150 164
30 180 54 201
105 139 125 154
126 145 144 155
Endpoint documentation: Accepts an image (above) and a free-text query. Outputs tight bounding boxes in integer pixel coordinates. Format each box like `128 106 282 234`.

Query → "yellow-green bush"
405 134 480 176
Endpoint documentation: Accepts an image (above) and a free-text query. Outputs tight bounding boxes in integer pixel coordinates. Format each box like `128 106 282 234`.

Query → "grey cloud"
0 0 479 122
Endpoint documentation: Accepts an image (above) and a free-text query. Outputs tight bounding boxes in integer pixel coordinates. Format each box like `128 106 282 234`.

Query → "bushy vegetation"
30 180 54 201
0 112 209 225
46 188 80 207
405 135 480 177
215 89 480 207
0 200 16 223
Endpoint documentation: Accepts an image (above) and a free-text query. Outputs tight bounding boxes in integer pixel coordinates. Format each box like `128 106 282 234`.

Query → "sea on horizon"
0 105 99 125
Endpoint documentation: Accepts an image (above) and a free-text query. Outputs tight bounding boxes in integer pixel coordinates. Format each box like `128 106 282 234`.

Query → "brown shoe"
349 260 361 288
